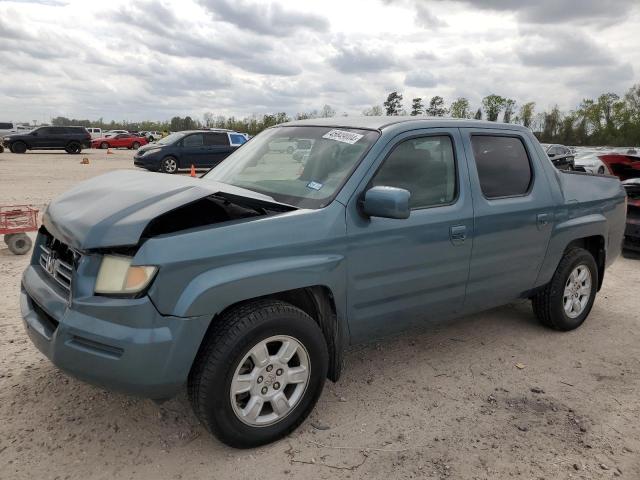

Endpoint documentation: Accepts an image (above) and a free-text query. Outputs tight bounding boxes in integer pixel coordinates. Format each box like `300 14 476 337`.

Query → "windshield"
156 132 185 145
203 126 380 208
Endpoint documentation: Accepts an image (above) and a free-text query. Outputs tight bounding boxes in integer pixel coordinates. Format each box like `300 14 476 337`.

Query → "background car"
623 178 640 253
2 126 91 154
134 130 246 173
103 129 129 138
574 150 610 174
92 133 147 150
542 144 575 170
598 153 640 180
0 121 18 137
86 127 102 139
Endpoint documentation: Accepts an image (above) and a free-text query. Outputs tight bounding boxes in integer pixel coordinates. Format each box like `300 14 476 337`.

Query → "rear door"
202 132 233 167
460 129 555 312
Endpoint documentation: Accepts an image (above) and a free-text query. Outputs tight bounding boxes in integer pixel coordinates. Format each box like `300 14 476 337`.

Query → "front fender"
171 254 345 318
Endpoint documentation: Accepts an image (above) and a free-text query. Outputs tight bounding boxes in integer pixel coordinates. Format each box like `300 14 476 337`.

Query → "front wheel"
188 300 328 448
100 142 109 149
10 141 27 154
132 142 140 150
532 247 598 331
160 156 178 174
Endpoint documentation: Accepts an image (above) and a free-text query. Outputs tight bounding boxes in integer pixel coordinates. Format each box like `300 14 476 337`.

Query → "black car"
543 144 575 170
2 126 92 154
134 130 247 173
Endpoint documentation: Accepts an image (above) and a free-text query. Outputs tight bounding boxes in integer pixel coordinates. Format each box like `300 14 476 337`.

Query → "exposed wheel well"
192 286 343 383
566 235 605 290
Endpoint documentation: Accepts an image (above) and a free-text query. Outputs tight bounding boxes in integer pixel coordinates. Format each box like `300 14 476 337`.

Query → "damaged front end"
623 179 640 252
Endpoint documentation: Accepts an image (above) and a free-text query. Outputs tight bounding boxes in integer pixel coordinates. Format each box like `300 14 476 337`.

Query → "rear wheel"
597 166 605 174
160 156 178 174
132 141 140 150
532 247 598 331
188 300 328 448
10 142 27 154
65 142 81 154
6 233 32 255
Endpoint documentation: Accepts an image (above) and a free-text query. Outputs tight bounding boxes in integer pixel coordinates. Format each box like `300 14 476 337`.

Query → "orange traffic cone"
190 164 196 177
107 148 114 155
80 157 89 165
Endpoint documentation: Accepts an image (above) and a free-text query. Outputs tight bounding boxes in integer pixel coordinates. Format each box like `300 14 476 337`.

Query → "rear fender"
535 213 607 288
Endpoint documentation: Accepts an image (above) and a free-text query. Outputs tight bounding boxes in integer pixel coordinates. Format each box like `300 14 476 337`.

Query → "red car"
92 133 147 150
598 153 640 181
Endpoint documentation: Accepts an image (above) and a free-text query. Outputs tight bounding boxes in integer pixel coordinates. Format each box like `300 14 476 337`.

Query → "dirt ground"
1 149 639 480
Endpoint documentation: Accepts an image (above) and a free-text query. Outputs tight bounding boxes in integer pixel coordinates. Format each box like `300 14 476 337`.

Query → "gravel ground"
0 149 639 480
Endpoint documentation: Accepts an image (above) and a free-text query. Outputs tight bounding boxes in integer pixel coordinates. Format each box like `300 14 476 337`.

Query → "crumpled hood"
43 170 280 250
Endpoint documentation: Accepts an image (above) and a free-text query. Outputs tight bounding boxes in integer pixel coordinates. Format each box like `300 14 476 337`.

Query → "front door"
346 129 474 342
459 129 555 312
181 133 205 167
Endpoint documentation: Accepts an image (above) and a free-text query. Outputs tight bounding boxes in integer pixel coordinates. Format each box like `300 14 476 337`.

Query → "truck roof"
281 116 531 132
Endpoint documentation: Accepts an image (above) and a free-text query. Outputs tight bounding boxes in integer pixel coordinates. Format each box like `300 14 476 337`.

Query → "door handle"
449 225 467 245
536 213 550 230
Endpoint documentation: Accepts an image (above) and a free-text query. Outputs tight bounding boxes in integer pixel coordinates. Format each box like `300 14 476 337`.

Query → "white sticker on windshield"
322 129 364 145
307 181 324 191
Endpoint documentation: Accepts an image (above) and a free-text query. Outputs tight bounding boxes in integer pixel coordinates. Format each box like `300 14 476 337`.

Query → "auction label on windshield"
322 129 364 144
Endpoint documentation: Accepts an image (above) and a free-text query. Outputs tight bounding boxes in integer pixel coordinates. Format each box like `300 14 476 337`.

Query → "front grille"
38 233 78 296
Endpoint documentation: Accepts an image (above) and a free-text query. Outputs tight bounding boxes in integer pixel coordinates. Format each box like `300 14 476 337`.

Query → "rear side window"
229 133 246 146
371 136 457 209
205 132 230 146
471 135 532 199
0 122 13 129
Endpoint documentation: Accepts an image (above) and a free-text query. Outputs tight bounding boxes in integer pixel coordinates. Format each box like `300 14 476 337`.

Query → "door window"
371 136 457 209
183 133 204 147
471 135 532 199
205 132 230 146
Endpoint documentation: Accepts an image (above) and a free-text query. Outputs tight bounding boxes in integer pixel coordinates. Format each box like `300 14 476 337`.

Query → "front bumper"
133 153 159 169
21 264 210 399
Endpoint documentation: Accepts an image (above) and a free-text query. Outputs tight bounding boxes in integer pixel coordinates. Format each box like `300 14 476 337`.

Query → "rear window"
471 135 532 199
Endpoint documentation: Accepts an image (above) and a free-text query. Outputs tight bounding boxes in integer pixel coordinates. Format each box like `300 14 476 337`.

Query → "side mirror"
362 186 411 219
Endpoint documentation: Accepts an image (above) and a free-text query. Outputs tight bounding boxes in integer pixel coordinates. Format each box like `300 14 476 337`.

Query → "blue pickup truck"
20 117 626 448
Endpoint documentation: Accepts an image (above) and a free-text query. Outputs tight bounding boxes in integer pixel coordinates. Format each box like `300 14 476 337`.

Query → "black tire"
160 156 178 174
10 141 27 154
597 166 605 174
532 247 598 331
65 142 81 154
132 142 140 150
6 233 32 255
100 142 109 149
0 144 4 153
188 299 328 448
3 233 15 245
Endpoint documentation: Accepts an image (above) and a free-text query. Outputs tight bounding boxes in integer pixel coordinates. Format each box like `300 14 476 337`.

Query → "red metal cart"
1 205 38 255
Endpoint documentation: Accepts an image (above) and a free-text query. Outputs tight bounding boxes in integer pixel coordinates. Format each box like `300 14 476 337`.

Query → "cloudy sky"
1 0 639 123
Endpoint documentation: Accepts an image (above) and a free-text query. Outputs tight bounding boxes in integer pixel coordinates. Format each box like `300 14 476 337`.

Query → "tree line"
375 85 640 146
49 83 640 146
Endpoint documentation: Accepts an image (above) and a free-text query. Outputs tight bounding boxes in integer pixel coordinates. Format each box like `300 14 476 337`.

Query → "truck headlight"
95 255 157 295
